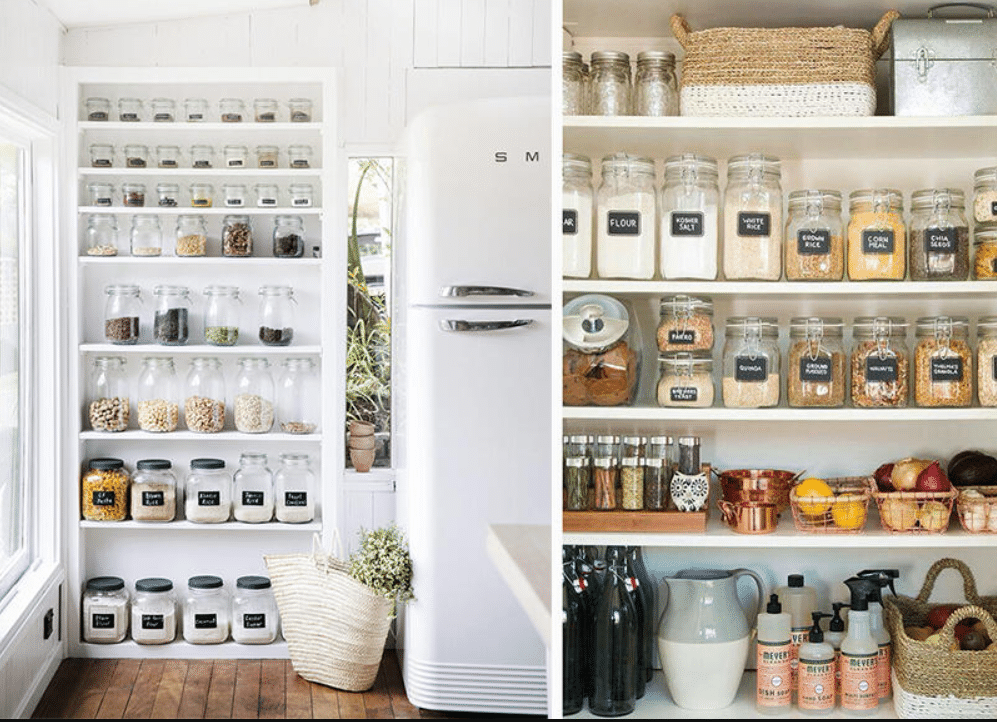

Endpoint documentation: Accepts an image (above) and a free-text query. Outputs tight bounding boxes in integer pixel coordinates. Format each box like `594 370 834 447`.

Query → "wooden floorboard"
258 660 286 719
175 660 212 719
204 660 236 719
284 661 313 720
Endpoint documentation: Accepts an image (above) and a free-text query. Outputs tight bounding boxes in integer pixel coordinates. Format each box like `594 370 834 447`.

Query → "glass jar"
974 223 997 280
123 144 149 168
256 145 279 168
86 213 119 256
619 437 645 511
562 293 642 407
723 153 783 281
132 578 177 644
288 98 312 122
784 189 844 281
184 576 230 644
563 51 586 115
131 459 177 522
224 144 248 168
89 143 114 168
85 97 111 121
562 153 593 279
656 294 714 353
563 435 592 511
183 97 208 122
277 357 320 434
175 215 207 257
82 577 128 643
191 144 214 169
190 182 214 208
137 357 180 432
104 284 141 343
122 182 146 208
973 166 997 223
643 436 674 511
274 453 316 523
254 98 278 122
787 317 846 408
222 183 248 209
590 51 632 116
677 436 702 476
258 285 295 346
222 214 252 256
219 98 245 122
659 153 720 280
254 183 279 208
273 215 305 258
118 97 143 122
288 144 313 168
592 435 619 510
185 458 232 523
909 188 970 281
81 457 130 522
232 576 279 644
721 317 781 408
977 317 997 406
88 356 130 432
87 182 114 207
851 317 909 408
203 285 241 346
596 153 656 279
914 316 973 407
150 98 175 122
234 452 274 523
152 284 191 345
289 183 314 208
847 188 906 280
634 50 678 116
235 358 275 433
657 353 714 407
156 144 181 169
184 357 226 433
157 182 180 208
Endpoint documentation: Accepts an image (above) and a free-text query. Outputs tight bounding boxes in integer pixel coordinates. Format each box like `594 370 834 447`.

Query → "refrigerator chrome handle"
439 285 535 298
440 319 534 333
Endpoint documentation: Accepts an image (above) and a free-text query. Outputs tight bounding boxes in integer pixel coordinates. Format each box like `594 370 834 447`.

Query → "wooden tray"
562 506 708 534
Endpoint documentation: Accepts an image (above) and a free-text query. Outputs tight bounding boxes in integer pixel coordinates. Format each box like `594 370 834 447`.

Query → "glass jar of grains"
82 577 128 643
203 285 241 346
219 98 245 122
152 285 191 345
723 154 783 281
234 452 274 523
973 166 997 223
851 316 909 408
562 153 593 279
643 436 674 511
156 144 181 168
234 358 275 433
288 98 312 122
276 357 320 434
186 458 232 523
183 98 208 122
659 153 720 280
722 317 780 408
150 98 175 122
86 213 119 256
254 98 278 122
656 295 714 353
137 357 180 432
130 459 177 522
914 316 973 407
847 188 906 280
82 457 130 521
784 189 844 281
592 435 620 511
977 317 997 406
131 578 177 645
657 353 714 407
974 223 997 279
563 51 587 115
787 317 846 408
258 285 296 346
273 215 305 258
908 188 970 281
103 284 141 344
175 215 207 257
232 576 279 644
596 153 656 279
619 437 645 511
590 51 632 116
130 216 161 256
89 356 129 432
123 144 148 168
222 214 252 256
634 51 678 116
85 97 110 121
563 435 592 511
184 357 226 433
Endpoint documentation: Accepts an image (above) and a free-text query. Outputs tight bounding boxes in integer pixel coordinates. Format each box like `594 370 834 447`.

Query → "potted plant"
348 523 415 617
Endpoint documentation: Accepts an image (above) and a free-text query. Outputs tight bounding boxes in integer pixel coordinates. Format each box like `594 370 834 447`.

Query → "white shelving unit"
63 67 342 659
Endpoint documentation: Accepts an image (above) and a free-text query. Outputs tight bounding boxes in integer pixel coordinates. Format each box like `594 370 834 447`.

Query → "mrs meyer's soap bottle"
756 594 792 714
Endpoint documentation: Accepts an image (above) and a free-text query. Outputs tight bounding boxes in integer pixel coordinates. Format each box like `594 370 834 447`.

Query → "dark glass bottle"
608 546 645 700
563 547 585 716
628 546 655 684
590 549 637 716
576 551 599 702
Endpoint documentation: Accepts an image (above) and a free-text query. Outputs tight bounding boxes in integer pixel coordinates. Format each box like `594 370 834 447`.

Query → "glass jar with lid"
191 144 214 169
563 435 592 511
137 357 179 432
122 182 146 208
86 213 119 256
235 358 275 433
85 97 111 121
118 97 143 122
289 183 314 208
973 166 997 223
89 143 114 167
256 145 279 168
233 452 274 523
977 317 997 406
132 578 177 644
254 98 278 122
288 98 312 122
190 182 214 208
88 356 129 432
175 215 207 257
81 457 130 521
974 223 997 279
222 214 252 256
131 459 177 522
222 183 248 209
634 50 678 116
721 317 781 408
851 316 909 408
273 215 305 258
643 436 674 511
185 458 232 523
274 453 316 523
157 182 180 208
909 188 970 281
152 284 191 345
562 153 593 279
659 153 719 280
562 294 642 406
656 294 714 353
184 357 226 433
288 144 313 168
104 283 141 343
232 576 279 644
203 285 241 346
847 188 906 280
592 435 620 510
150 98 175 122
590 51 632 116
224 144 249 168
219 98 245 122
787 317 846 408
156 144 181 169
914 316 973 407
563 51 587 115
723 153 783 281
277 357 320 434
619 437 645 511
82 576 128 643
254 183 279 207
123 144 149 168
183 576 230 644
87 182 114 208
258 285 295 346
784 190 844 281
657 353 714 407
596 153 656 279
183 97 208 122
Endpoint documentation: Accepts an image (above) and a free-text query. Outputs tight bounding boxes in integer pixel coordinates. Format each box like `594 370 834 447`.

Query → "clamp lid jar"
660 153 720 281
103 283 140 343
721 317 781 408
273 215 305 258
183 97 208 122
203 285 241 346
234 358 275 433
288 98 312 122
657 353 714 408
254 98 278 122
847 188 906 280
785 189 844 281
562 153 594 279
136 356 180 432
88 356 129 432
851 316 909 408
909 188 969 281
914 316 972 407
656 294 714 353
86 213 119 256
156 144 181 169
788 317 846 408
184 357 226 433
276 357 319 434
150 97 175 122
85 97 111 121
723 154 783 281
596 153 657 280
87 182 114 208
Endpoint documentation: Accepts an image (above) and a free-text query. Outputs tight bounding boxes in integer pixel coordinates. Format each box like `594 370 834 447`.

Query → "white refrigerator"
394 95 551 715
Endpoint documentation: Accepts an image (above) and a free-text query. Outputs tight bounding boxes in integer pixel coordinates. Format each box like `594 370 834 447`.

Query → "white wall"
0 0 63 117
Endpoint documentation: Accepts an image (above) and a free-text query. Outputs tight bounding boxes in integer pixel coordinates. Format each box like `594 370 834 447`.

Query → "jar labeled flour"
659 154 719 280
723 154 783 281
596 153 656 279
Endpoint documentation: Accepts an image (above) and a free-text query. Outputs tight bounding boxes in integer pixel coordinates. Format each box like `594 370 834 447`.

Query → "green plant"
348 524 415 617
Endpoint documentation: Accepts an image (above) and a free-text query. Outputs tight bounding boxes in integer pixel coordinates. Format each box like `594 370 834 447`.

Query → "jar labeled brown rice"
977 317 997 407
914 316 972 407
847 189 905 280
851 317 908 408
908 188 969 281
788 317 846 408
656 295 713 353
974 223 997 280
784 190 844 281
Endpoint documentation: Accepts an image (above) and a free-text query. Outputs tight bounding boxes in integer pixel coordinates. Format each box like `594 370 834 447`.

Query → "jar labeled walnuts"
908 188 969 281
914 316 972 407
82 457 130 521
847 189 905 280
851 317 908 408
788 317 845 408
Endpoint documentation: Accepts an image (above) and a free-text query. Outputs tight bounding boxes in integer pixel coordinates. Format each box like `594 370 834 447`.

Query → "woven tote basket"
883 558 997 718
670 11 899 117
264 534 394 692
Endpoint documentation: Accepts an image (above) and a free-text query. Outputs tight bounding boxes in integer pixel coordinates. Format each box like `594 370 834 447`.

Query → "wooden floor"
31 651 498 719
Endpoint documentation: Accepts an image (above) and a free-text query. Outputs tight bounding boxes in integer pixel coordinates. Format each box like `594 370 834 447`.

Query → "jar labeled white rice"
723 154 783 281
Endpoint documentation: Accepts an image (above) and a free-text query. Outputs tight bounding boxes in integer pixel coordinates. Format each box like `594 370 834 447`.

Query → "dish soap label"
607 211 640 236
756 639 792 710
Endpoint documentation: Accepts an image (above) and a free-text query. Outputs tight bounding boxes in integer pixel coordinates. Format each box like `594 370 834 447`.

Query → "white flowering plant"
348 524 415 617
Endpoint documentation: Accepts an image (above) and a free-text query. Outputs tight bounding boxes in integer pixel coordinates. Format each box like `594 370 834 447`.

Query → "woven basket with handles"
884 558 997 718
670 11 899 117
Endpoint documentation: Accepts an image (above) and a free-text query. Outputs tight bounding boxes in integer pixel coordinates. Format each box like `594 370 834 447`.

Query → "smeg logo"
494 151 541 163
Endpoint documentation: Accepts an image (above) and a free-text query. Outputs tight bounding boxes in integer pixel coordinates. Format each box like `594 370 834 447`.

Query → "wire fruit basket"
789 476 872 533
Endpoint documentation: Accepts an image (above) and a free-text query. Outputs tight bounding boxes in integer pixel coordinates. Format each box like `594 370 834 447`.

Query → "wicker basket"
264 534 394 692
884 558 997 718
956 486 997 533
670 11 899 117
788 476 871 533
871 486 958 534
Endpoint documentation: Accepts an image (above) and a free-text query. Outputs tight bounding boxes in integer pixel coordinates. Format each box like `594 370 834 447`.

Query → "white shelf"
78 256 322 267
78 206 322 215
80 343 322 355
79 430 322 442
562 406 997 423
80 520 321 532
78 640 289 660
79 121 322 133
79 167 322 177
563 280 997 297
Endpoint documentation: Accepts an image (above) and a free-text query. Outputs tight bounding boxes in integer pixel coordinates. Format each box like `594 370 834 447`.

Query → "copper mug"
718 499 779 534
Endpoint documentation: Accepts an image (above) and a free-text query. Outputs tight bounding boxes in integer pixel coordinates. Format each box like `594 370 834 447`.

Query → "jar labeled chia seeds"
103 284 141 344
659 154 719 280
619 436 645 511
787 317 846 408
909 188 969 281
137 357 180 432
974 223 997 279
847 189 906 280
657 353 714 407
82 577 128 643
592 436 620 510
562 153 593 279
203 285 241 346
81 457 130 522
131 459 177 522
185 458 232 523
563 51 587 115
89 356 129 432
656 295 714 353
643 436 674 511
723 154 783 281
722 317 780 408
973 166 997 223
914 316 972 407
634 50 678 116
590 51 632 116
596 153 656 279
785 190 844 281
851 317 909 408
977 317 997 406
563 435 592 511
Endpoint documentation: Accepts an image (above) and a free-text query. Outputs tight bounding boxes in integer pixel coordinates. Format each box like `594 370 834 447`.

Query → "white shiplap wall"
0 0 63 118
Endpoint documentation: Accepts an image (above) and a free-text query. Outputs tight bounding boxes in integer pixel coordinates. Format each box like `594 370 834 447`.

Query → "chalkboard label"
291 160 309 168
141 614 164 630
187 113 203 121
193 160 211 168
154 113 172 122
259 197 277 206
667 328 696 345
243 613 266 629
799 357 833 383
242 490 265 507
141 491 164 507
259 159 276 167
563 209 578 235
862 229 894 254
92 490 115 506
925 227 957 254
670 386 699 403
92 613 115 628
94 196 112 207
194 613 218 629
930 357 963 382
225 198 244 207
198 490 221 507
734 356 768 382
797 229 831 255
992 200 997 217
671 211 704 237
159 160 177 168
284 491 308 507
292 198 310 207
737 211 771 237
88 112 108 121
120 113 139 122
993 355 997 381
126 157 146 168
92 159 112 167
866 357 898 383
607 211 640 236
226 159 245 168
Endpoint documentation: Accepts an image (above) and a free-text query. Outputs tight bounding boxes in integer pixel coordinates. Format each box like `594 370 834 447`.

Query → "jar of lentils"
914 316 973 407
787 317 846 408
721 317 780 408
590 51 632 116
908 188 969 281
851 316 909 408
784 190 844 281
847 188 906 280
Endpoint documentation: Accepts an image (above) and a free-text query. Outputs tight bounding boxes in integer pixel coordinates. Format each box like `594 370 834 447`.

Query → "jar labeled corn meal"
851 317 908 408
788 317 845 408
973 166 997 223
82 458 130 522
914 316 972 407
659 154 719 280
784 190 844 281
722 317 780 408
977 317 997 407
596 153 656 279
723 154 783 281
973 223 997 279
908 188 969 281
656 295 714 353
847 189 905 280
657 353 714 407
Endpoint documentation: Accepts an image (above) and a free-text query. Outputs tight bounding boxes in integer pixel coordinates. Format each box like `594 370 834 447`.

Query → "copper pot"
717 468 801 513
718 499 779 534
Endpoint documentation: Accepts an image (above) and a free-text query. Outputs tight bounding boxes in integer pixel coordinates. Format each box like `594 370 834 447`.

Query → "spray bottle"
824 602 847 699
840 578 880 715
756 593 793 714
798 611 835 715
858 569 899 702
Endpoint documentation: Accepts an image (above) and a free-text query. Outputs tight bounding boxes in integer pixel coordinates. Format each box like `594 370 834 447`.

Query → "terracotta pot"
349 420 375 437
350 447 375 473
349 434 376 451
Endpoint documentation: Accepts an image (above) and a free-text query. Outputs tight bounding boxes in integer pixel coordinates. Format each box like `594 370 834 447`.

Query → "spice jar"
288 98 312 122
596 153 656 279
81 457 130 521
643 436 674 511
289 183 314 208
722 317 780 408
223 144 248 169
977 317 997 406
723 153 783 281
914 316 973 407
89 356 129 432
274 453 316 523
152 284 191 345
131 459 177 522
256 145 279 168
659 153 720 280
103 284 141 344
183 576 230 644
219 98 245 122
123 144 149 168
787 317 846 408
222 214 252 256
190 182 214 208
563 435 592 511
156 182 180 208
233 452 274 523
137 357 180 432
132 578 177 645
657 353 715 407
620 437 645 511
89 143 114 167
909 188 970 281
234 358 275 433
847 189 906 280
254 183 279 208
184 357 226 433
175 215 207 257
254 98 278 122
563 294 641 406
203 285 241 346
258 285 295 346
634 50 678 116
118 97 143 122
87 182 114 207
677 436 701 476
276 357 320 434
851 317 909 408
288 144 313 168
150 98 175 122
974 166 997 223
82 577 128 643
562 153 593 278
156 144 181 168
122 182 146 208
590 51 632 116
185 458 232 523
232 576 279 644
592 436 620 511
656 295 714 353
222 183 248 209
784 190 844 281
183 98 208 122
85 97 111 122
273 215 305 258
974 223 997 279
191 144 214 169
563 51 587 115
86 213 119 256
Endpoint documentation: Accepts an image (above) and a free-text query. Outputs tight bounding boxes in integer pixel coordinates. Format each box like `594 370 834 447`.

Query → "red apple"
927 603 960 630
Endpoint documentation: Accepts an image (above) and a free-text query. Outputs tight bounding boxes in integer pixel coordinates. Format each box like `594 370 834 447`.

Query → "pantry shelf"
78 121 322 133
79 168 323 178
79 431 322 442
78 206 322 216
562 406 997 423
563 280 997 297
80 520 321 532
78 256 322 267
80 343 322 355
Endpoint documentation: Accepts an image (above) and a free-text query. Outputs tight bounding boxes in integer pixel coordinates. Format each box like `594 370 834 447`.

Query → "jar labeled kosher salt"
233 452 274 523
851 316 909 408
723 154 783 281
185 458 232 523
909 189 969 281
787 317 845 408
659 154 719 280
563 153 593 278
596 153 656 279
785 190 844 281
974 223 997 279
973 166 997 223
722 317 780 408
81 457 130 522
563 435 592 512
590 51 632 116
657 353 714 407
914 316 972 407
656 295 714 353
619 436 645 511
643 436 674 511
89 356 129 432
83 577 128 643
977 317 997 406
232 576 279 644
592 435 619 511
184 576 230 644
634 51 678 116
132 578 177 645
563 51 587 115
847 189 906 280
131 459 177 522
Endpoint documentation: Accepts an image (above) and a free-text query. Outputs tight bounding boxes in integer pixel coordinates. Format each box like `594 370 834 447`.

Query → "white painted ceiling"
39 0 310 29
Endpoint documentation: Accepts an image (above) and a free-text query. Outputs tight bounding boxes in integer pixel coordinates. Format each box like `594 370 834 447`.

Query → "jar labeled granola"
973 166 997 223
847 189 905 280
787 317 845 408
722 317 780 408
784 190 844 281
656 295 714 353
977 317 997 406
590 51 632 116
914 316 972 407
723 154 783 281
973 223 997 279
659 154 719 280
620 437 645 511
82 458 130 521
851 317 908 408
596 153 656 279
909 188 969 281
657 353 714 407
562 153 593 279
